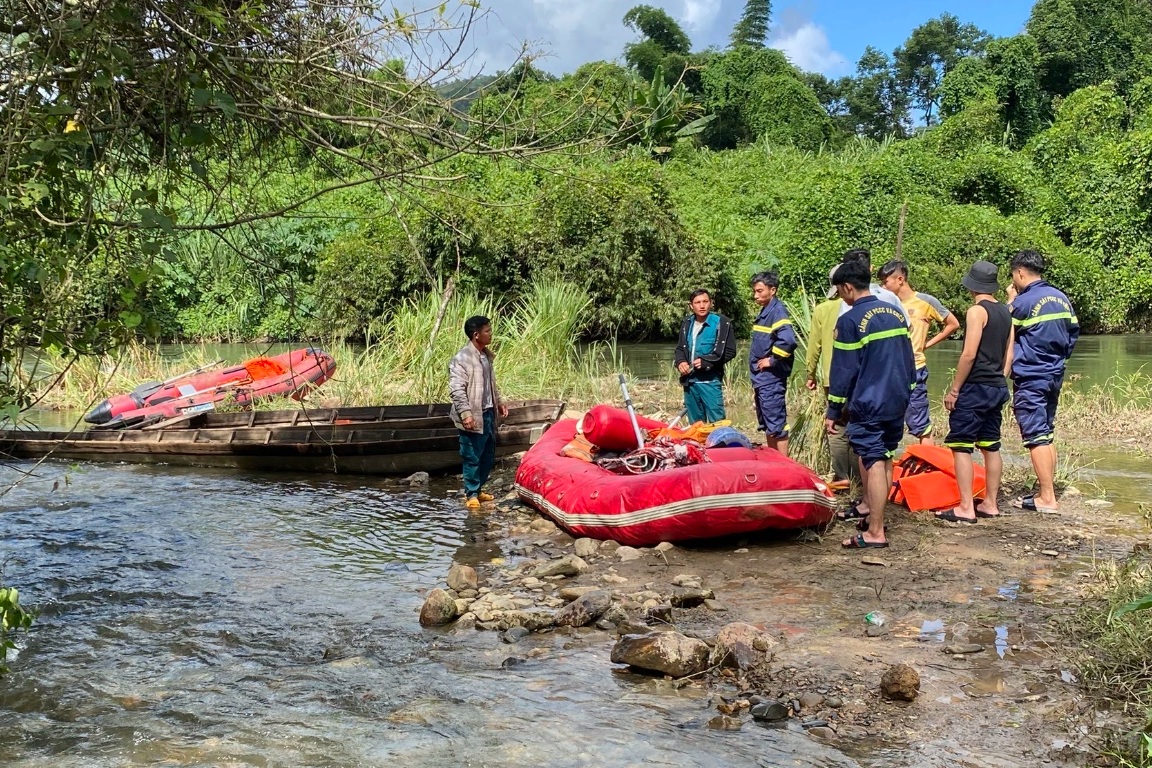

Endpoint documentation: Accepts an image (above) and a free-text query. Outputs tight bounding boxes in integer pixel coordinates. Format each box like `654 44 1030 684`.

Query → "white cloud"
768 6 849 76
681 0 722 33
437 1 847 79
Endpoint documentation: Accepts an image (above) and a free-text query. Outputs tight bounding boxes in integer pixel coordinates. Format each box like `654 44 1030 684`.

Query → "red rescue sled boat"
514 420 837 547
86 348 336 428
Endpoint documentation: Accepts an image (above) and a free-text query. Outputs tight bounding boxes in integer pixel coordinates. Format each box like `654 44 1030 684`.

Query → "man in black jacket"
674 289 737 423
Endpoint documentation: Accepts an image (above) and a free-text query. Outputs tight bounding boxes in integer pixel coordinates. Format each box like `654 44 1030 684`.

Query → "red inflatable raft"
86 348 336 428
514 420 836 546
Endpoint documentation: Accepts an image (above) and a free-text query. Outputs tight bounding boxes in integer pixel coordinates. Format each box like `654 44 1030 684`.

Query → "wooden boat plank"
0 425 543 467
116 399 562 431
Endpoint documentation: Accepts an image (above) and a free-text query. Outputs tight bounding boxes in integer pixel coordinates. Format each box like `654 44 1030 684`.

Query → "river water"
0 462 856 767
2 337 1149 766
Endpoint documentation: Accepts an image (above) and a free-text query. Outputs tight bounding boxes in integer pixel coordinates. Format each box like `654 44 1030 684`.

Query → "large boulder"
710 623 777 670
610 631 711 678
419 589 458 627
555 591 612 628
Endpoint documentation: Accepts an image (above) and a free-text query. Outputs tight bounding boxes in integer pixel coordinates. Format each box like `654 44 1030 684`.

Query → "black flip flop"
1015 495 1059 513
934 510 978 524
975 509 1005 519
837 503 868 522
857 518 890 532
842 534 889 549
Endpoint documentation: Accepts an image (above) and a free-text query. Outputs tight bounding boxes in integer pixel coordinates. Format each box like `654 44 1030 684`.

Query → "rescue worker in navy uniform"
825 260 916 549
1005 250 1080 513
674 289 738 423
749 271 796 456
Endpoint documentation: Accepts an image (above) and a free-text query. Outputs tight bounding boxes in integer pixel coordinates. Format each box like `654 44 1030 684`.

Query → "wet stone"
502 626 530 643
446 565 478 592
555 591 612 628
419 589 458 627
750 701 790 721
942 644 986 655
610 631 711 678
706 715 743 730
799 692 825 710
712 623 775 670
807 726 837 741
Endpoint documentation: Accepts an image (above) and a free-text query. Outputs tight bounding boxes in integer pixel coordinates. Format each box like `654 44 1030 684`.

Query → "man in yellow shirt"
879 260 961 445
805 266 859 488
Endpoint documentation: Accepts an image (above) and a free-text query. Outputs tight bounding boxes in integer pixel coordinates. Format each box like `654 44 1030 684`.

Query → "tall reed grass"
26 283 628 415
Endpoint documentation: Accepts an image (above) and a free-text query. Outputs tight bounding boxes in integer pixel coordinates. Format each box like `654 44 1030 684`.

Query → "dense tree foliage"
6 0 1152 417
894 13 992 125
1027 0 1152 98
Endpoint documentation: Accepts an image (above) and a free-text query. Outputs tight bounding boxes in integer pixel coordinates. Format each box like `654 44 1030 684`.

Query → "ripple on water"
0 460 865 767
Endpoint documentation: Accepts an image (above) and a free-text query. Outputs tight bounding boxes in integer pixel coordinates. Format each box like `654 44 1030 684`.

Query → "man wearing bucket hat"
937 260 1013 524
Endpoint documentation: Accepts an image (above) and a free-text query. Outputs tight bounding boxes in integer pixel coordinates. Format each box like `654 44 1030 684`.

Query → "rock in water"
402 471 430 487
750 701 790 721
610 632 711 678
419 589 458 627
555 591 612 628
706 715 742 730
711 622 776 670
446 564 478 592
880 664 921 701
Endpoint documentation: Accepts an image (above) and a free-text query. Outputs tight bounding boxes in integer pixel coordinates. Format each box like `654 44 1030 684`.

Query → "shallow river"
2 337 1149 766
0 462 856 767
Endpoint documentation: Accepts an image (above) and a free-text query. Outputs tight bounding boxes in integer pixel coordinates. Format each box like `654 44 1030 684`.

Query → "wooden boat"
1 400 565 476
95 399 563 433
85 348 336 427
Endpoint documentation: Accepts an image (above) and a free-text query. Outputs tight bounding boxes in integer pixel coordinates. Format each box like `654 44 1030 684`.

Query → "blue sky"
467 0 1038 77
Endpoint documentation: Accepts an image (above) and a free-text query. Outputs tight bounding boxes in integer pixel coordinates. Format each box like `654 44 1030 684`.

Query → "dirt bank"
435 457 1152 768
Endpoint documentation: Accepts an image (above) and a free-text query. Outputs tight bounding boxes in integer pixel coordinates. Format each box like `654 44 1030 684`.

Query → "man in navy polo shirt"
1006 250 1079 513
825 261 916 549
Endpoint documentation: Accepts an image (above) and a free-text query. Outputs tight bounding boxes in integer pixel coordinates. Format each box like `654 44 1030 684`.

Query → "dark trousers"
459 408 496 497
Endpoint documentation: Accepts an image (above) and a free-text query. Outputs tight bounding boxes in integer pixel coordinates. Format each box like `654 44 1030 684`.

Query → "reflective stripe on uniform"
833 326 910 351
771 346 792 358
828 394 847 404
753 318 793 334
1013 311 1078 328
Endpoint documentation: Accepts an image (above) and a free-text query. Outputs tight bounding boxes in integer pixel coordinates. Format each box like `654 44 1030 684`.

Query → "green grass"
1074 557 1152 767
